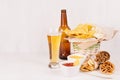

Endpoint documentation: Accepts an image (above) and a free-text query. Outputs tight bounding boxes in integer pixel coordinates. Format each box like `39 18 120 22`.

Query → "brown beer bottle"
58 9 71 60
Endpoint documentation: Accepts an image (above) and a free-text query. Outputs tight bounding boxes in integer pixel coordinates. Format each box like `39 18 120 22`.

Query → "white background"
0 0 120 55
0 0 120 80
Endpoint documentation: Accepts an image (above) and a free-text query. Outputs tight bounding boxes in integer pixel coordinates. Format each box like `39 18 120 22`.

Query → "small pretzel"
80 59 95 72
95 51 110 63
99 61 115 74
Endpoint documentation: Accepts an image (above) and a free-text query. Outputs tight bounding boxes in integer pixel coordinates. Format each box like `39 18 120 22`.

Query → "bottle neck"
60 11 68 26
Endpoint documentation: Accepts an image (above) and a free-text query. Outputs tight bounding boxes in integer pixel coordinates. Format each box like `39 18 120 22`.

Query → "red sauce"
63 62 74 67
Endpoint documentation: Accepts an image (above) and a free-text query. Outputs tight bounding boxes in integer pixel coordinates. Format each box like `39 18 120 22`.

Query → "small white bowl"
60 60 79 76
67 54 86 67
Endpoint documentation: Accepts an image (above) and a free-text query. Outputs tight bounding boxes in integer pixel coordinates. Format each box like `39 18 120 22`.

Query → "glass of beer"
47 29 61 68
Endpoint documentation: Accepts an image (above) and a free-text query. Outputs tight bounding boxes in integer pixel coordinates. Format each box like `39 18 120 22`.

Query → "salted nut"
99 61 115 74
95 51 110 63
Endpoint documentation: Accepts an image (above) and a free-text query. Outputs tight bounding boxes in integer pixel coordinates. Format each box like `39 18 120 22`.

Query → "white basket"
71 42 100 55
68 38 100 55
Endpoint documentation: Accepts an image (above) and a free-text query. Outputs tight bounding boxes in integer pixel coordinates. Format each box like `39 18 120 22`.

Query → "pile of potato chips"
64 24 96 39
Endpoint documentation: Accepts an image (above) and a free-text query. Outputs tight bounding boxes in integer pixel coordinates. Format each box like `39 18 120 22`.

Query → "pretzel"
80 59 95 72
99 61 115 74
95 51 110 63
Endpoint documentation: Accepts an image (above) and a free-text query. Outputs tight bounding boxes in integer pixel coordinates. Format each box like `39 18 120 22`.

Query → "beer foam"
47 32 61 36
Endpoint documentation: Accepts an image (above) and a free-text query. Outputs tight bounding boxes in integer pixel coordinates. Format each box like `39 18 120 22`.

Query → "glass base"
48 62 60 69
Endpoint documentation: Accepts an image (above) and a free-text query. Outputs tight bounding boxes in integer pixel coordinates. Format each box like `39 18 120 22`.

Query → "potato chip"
64 24 96 39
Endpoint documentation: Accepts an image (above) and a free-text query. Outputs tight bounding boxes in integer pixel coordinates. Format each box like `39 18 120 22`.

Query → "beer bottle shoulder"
59 25 71 31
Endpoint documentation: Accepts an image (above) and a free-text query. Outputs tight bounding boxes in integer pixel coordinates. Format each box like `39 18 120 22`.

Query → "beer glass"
47 29 61 68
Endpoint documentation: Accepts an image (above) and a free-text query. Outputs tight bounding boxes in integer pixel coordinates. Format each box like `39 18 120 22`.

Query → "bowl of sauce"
67 54 86 67
60 61 79 76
